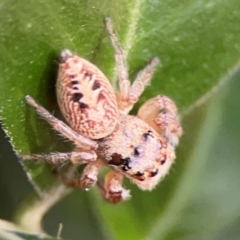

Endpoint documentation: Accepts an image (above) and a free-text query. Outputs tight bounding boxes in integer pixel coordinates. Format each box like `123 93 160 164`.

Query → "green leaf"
1 0 240 238
0 220 57 240
0 227 58 240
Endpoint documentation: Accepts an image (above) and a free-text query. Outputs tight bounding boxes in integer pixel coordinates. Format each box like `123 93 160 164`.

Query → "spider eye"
135 171 144 176
134 147 141 157
160 156 166 165
122 166 128 171
122 157 131 171
142 130 153 141
149 169 158 177
134 171 145 181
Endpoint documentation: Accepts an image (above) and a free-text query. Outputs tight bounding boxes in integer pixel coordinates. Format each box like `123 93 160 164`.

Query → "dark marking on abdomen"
79 102 88 109
92 80 101 90
71 80 79 85
73 93 83 102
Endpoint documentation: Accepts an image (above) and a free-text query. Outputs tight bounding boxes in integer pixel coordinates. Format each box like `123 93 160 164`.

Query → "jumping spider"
23 18 182 204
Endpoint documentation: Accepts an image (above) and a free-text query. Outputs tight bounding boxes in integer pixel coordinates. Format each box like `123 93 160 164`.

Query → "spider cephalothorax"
97 114 175 191
23 18 182 204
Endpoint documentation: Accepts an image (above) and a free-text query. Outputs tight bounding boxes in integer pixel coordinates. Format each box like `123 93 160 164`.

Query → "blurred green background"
0 0 240 239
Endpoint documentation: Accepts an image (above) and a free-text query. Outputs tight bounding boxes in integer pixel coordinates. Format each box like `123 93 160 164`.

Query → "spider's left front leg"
105 18 159 114
97 171 130 204
59 159 104 189
137 95 183 147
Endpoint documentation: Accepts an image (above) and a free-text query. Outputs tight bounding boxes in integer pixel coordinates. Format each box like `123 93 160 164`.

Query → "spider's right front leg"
22 95 98 164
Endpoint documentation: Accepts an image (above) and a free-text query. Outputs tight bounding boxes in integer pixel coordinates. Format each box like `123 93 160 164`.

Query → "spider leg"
105 18 130 101
22 151 97 164
97 170 131 204
137 95 182 147
59 159 103 189
127 57 159 109
105 18 159 114
25 95 97 150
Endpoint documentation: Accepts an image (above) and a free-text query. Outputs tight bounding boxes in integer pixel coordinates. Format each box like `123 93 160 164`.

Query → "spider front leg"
105 18 130 102
59 159 104 189
97 171 130 204
137 95 183 146
105 18 159 113
25 95 97 150
128 57 159 105
22 95 98 164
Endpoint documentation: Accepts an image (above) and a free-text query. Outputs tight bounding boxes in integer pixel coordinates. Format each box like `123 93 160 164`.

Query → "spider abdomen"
56 49 118 140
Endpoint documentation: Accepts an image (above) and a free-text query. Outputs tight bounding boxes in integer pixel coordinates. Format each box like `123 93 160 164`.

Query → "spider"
22 18 182 204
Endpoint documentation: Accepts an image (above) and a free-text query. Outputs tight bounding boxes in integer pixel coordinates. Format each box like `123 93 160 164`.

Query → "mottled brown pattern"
56 54 118 139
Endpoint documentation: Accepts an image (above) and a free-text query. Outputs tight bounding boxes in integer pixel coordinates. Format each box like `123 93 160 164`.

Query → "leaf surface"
0 0 240 238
